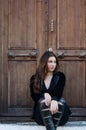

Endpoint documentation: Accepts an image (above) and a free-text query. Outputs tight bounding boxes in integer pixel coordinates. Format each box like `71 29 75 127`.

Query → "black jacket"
30 71 65 104
30 71 71 125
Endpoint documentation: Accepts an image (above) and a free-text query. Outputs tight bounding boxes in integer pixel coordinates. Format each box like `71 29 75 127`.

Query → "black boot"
39 101 55 130
53 98 65 128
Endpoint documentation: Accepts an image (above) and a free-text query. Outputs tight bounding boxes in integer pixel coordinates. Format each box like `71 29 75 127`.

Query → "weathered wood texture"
7 0 46 110
48 0 86 116
0 0 86 120
0 0 46 115
57 0 86 49
9 0 36 48
0 0 8 112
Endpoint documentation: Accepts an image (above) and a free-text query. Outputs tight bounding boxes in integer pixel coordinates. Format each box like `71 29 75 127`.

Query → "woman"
30 49 71 130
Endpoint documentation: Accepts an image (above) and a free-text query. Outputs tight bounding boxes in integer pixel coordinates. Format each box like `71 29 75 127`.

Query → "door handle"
50 19 54 32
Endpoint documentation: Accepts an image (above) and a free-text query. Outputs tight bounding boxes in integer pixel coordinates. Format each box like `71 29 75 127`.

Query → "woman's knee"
59 97 66 105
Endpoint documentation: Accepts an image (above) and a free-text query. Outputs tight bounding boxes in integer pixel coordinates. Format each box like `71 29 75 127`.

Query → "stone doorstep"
11 121 86 126
0 125 86 130
0 121 86 130
0 121 86 126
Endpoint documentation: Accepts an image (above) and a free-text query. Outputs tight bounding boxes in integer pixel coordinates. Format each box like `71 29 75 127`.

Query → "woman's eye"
48 61 53 63
48 61 56 63
48 61 52 63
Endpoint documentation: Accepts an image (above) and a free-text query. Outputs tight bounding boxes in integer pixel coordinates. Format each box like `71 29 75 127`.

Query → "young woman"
30 50 71 130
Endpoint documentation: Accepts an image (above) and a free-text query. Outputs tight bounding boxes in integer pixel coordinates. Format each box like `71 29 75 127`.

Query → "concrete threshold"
0 121 86 130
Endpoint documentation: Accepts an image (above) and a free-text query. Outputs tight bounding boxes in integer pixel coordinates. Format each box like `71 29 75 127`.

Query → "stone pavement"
0 121 86 130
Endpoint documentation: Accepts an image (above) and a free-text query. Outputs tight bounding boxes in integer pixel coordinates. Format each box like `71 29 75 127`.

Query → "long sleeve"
51 72 66 101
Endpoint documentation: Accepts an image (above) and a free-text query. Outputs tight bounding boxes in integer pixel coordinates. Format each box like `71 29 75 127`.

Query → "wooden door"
0 0 86 121
47 0 86 120
0 0 46 118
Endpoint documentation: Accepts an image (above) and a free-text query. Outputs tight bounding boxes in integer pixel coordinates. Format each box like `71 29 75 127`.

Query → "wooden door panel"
57 0 86 49
48 0 86 118
9 0 36 48
6 0 37 116
56 0 86 109
8 61 36 108
59 60 86 107
0 0 46 117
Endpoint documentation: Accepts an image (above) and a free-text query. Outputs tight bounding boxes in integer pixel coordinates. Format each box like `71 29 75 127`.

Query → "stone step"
0 121 86 130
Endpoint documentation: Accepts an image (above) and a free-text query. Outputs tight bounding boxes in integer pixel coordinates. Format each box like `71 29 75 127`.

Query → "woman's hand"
50 100 58 114
44 93 52 106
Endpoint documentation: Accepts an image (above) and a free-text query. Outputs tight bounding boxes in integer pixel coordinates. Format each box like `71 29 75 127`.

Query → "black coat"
30 71 71 126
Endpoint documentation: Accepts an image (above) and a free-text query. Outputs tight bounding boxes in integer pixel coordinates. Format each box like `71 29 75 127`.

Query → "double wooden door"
0 0 86 120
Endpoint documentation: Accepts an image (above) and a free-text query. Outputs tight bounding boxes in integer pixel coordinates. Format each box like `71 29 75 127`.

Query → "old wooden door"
0 0 86 121
47 0 86 120
0 0 46 119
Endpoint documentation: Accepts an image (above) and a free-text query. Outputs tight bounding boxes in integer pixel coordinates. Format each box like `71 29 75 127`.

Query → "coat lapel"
48 73 60 92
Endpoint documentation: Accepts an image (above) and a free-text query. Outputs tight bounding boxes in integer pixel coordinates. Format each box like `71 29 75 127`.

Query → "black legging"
39 98 65 130
34 98 71 127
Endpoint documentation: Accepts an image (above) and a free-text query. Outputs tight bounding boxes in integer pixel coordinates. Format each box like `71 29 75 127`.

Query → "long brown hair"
34 51 59 91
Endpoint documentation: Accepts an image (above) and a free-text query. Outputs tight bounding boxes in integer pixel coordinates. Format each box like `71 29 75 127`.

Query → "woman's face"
47 56 56 72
